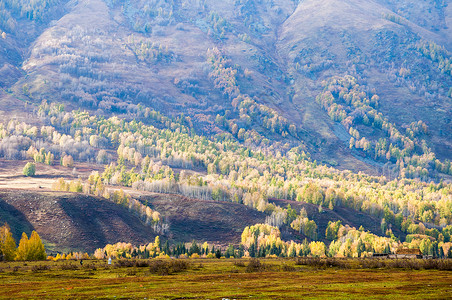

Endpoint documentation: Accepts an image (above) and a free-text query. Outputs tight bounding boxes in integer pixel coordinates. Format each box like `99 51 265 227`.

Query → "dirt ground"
0 159 104 190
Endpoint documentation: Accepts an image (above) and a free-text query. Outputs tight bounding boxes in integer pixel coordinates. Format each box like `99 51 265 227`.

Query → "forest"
0 99 450 260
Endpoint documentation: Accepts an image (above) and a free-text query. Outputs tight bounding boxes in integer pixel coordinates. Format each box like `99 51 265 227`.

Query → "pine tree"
249 243 256 258
215 249 222 259
189 241 200 255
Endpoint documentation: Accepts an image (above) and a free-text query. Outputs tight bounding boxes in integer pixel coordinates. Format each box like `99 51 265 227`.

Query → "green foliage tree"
325 221 342 241
23 162 36 177
189 241 200 255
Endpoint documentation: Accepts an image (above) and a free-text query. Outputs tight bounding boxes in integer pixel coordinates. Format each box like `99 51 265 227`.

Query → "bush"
23 162 36 176
233 260 246 267
60 263 79 270
148 259 190 276
82 263 97 270
31 264 50 272
281 264 296 272
114 259 150 268
294 257 452 271
245 258 268 273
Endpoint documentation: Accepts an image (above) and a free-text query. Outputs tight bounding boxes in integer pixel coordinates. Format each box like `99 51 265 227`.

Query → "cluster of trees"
93 236 234 259
233 0 279 36
127 35 175 64
0 223 46 261
105 0 176 33
47 251 90 261
0 0 64 34
316 75 452 179
325 222 396 257
207 47 299 141
0 118 96 164
206 12 229 39
27 146 54 165
290 208 318 240
417 41 452 77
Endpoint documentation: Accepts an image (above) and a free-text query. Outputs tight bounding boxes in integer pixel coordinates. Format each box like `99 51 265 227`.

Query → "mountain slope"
0 0 450 177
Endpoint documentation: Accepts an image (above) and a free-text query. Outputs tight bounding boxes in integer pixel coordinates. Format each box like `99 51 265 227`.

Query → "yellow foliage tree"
15 232 29 260
0 223 16 261
15 231 46 261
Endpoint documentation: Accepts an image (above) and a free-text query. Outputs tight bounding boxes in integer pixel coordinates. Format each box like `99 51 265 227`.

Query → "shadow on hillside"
59 197 110 251
58 195 157 252
0 200 35 241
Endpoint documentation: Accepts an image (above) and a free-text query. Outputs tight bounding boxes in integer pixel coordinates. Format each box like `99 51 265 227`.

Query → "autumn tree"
15 231 46 261
61 155 74 167
0 223 16 261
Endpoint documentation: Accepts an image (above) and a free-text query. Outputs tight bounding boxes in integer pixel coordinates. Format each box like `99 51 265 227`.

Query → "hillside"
0 185 402 252
138 193 266 244
0 189 158 252
0 189 267 252
0 0 451 177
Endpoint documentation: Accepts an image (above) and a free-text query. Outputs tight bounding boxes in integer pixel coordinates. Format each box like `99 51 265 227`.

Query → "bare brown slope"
0 189 267 252
0 189 158 253
138 193 266 245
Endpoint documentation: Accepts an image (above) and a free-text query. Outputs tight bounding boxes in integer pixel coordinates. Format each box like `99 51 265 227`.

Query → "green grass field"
0 258 451 299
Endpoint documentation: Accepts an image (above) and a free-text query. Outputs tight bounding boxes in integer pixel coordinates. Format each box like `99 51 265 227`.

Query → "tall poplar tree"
0 223 16 261
15 231 46 260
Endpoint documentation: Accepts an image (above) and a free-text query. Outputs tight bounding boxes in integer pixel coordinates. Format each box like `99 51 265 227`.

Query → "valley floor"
0 258 450 299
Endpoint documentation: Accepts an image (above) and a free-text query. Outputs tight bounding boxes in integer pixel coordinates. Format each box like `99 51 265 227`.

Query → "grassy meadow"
0 258 451 299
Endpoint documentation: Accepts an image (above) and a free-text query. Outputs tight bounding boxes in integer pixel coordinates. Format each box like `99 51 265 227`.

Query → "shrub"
245 258 268 272
60 263 79 270
31 264 50 272
281 264 296 272
233 261 245 267
148 259 190 276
